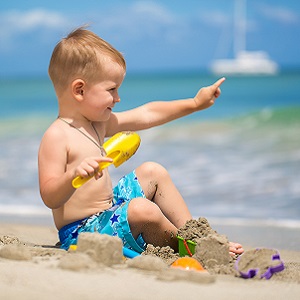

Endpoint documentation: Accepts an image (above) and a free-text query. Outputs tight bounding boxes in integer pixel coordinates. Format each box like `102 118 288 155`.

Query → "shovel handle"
72 161 112 189
72 176 92 189
71 131 140 189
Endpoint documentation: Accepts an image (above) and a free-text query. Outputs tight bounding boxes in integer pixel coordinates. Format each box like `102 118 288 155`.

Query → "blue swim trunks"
58 170 147 253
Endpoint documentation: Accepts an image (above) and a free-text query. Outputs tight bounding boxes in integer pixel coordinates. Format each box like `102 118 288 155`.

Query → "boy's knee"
128 198 162 224
137 161 167 178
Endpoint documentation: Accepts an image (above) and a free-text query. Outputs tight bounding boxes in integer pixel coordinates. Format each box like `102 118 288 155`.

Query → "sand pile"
0 218 296 282
144 217 237 275
0 231 214 284
179 217 237 274
1 223 300 300
0 234 67 262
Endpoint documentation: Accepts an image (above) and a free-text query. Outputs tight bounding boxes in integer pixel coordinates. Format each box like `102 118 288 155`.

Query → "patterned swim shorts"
58 170 147 253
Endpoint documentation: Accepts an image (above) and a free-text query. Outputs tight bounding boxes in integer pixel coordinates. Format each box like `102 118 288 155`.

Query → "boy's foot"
229 242 244 256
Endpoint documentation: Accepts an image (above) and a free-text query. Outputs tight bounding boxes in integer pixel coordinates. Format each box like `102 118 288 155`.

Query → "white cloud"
198 10 230 27
1 8 69 32
0 2 226 53
0 9 70 51
0 9 69 52
128 1 179 38
258 4 299 24
131 1 174 24
92 1 184 43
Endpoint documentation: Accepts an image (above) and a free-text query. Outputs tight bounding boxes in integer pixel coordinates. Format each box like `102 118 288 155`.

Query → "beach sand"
0 221 299 300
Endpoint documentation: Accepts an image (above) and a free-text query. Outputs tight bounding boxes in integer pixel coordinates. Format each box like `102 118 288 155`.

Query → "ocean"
1 71 300 250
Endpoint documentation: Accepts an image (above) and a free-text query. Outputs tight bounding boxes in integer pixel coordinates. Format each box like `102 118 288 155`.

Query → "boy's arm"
106 78 225 136
38 126 112 209
38 127 76 209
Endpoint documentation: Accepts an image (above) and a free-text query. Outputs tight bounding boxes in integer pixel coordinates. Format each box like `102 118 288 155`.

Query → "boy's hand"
193 77 225 110
75 157 113 180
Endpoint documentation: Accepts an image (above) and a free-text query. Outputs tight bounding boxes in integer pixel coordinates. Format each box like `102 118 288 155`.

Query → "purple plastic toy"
235 248 285 279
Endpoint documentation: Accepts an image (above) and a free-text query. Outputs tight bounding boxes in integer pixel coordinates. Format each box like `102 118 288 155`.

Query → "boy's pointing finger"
213 77 226 88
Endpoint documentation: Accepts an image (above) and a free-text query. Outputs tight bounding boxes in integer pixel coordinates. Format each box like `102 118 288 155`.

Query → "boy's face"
81 60 125 122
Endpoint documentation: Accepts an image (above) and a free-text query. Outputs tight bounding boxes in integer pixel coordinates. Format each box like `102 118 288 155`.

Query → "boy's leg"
135 162 192 228
127 197 179 250
134 162 244 255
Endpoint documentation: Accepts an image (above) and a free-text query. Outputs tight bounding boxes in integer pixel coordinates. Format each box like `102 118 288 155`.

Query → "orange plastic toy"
171 257 206 272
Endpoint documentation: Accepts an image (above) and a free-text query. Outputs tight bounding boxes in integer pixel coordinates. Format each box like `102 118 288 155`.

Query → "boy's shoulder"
41 119 67 143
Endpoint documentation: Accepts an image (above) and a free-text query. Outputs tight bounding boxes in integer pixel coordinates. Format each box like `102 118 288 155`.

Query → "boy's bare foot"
229 242 244 256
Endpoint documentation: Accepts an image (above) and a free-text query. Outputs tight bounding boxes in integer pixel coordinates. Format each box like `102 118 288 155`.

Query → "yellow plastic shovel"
72 131 141 188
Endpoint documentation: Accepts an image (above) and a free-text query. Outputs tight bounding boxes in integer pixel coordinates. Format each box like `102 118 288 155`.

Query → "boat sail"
210 0 279 75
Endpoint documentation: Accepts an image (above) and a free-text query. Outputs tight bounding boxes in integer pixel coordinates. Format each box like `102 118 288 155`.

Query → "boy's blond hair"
48 27 126 95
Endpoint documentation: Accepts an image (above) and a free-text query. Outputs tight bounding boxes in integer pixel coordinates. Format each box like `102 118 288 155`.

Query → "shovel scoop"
72 131 141 188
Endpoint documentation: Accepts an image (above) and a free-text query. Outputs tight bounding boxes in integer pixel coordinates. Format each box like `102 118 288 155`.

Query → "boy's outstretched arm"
106 78 225 136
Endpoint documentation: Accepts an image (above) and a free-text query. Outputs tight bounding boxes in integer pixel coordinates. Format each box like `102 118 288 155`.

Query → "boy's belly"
53 181 114 230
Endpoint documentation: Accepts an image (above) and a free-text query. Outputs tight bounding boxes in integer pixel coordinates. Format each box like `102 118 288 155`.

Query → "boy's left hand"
193 77 226 110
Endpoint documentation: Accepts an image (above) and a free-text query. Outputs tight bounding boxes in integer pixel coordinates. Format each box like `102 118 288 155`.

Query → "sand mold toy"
235 248 285 279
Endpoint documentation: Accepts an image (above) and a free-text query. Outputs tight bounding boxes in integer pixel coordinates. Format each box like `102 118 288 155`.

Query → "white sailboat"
211 0 279 75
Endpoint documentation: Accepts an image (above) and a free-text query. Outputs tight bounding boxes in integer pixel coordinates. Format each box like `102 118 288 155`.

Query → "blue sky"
1 0 300 77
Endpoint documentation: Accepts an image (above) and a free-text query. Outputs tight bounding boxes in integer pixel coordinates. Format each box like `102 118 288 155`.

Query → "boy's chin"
98 111 112 122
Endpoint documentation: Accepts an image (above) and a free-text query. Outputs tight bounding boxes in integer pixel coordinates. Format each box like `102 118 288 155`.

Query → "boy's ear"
72 79 85 101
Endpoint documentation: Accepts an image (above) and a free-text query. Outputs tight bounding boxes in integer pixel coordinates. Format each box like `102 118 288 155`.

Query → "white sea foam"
207 217 300 229
0 204 50 217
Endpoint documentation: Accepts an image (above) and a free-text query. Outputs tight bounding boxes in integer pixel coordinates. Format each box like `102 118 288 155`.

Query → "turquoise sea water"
0 71 300 248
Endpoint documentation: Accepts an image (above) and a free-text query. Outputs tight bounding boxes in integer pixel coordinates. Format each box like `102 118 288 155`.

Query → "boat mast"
234 0 246 56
